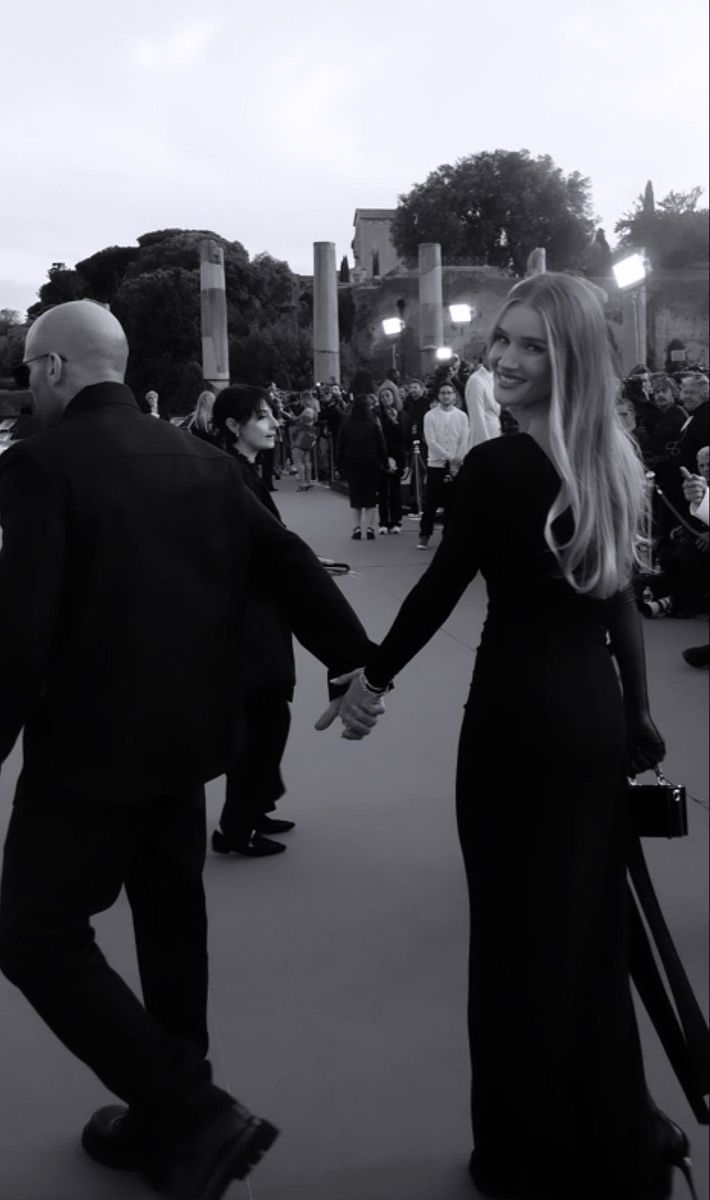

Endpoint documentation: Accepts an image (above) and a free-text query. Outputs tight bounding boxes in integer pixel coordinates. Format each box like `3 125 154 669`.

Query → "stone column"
621 285 648 374
313 242 340 385
200 239 229 392
418 243 444 375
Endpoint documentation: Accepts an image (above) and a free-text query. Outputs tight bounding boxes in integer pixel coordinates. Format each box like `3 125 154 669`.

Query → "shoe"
366 528 375 540
82 1105 144 1171
161 1102 279 1200
682 644 710 667
653 1112 699 1200
211 831 286 857
378 526 388 535
351 528 362 540
417 536 430 549
255 816 295 834
390 524 401 534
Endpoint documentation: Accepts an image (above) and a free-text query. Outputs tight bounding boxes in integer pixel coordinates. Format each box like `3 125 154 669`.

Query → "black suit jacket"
0 384 371 801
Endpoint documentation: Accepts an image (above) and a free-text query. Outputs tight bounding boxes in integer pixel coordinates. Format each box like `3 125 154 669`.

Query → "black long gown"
365 434 661 1199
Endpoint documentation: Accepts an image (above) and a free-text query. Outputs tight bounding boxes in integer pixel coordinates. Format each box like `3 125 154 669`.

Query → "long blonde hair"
495 273 649 599
190 390 215 434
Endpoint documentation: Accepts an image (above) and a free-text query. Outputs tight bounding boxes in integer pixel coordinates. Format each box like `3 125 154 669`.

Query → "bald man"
0 302 376 1199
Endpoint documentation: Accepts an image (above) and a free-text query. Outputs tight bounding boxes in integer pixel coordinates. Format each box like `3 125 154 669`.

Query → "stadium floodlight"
382 317 405 336
449 303 472 323
436 347 453 361
613 253 646 290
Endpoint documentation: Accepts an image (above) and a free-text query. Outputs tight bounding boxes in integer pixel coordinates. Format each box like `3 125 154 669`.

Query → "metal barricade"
638 473 657 573
410 439 425 512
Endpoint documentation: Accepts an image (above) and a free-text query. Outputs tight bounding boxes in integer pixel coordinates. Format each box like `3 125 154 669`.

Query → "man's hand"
680 466 707 509
314 668 386 739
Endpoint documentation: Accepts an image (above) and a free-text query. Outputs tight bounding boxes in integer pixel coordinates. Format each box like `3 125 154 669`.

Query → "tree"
27 230 315 404
0 311 26 378
339 256 350 283
614 185 709 268
112 267 203 412
75 245 141 303
27 263 85 317
391 149 596 274
582 228 613 278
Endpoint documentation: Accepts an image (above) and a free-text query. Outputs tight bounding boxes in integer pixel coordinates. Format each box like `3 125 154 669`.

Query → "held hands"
314 669 386 740
625 711 666 778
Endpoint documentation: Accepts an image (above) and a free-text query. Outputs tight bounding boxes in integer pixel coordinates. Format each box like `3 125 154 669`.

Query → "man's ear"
47 352 65 383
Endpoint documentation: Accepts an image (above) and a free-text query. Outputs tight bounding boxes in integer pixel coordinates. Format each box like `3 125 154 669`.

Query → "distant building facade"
351 209 404 280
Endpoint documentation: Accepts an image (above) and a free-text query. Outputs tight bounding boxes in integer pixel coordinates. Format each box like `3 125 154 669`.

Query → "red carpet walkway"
0 478 707 1200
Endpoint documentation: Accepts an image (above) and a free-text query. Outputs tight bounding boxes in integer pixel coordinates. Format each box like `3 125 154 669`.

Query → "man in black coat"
0 301 379 1200
677 373 709 473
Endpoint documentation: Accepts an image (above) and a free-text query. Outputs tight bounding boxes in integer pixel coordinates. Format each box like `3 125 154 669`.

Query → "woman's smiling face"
489 303 552 412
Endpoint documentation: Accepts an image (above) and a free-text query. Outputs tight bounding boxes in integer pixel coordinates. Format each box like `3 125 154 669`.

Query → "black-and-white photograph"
0 2 708 1198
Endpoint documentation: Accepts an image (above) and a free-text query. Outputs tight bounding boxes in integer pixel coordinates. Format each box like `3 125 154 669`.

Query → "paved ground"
0 477 707 1200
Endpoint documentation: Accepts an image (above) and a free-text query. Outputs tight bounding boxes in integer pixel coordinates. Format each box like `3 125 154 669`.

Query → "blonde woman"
329 274 697 1199
183 389 216 443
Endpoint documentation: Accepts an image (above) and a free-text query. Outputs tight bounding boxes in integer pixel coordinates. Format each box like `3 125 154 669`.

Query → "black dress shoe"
255 816 296 834
212 830 286 857
683 643 710 667
162 1102 278 1200
81 1105 143 1170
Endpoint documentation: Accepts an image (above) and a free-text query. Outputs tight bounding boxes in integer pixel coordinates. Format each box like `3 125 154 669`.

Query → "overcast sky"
2 0 708 316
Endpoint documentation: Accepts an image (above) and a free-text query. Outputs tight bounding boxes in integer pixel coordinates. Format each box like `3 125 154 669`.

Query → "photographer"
680 448 710 667
642 447 709 621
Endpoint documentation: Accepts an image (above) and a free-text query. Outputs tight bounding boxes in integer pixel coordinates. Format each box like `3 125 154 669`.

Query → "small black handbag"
627 765 688 838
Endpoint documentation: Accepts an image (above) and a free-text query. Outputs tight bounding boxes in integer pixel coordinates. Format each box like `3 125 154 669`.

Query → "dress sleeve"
364 447 501 687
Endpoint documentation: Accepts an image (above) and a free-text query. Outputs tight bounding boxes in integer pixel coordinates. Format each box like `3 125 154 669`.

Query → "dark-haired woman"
210 384 297 857
333 274 699 1198
377 382 406 534
336 394 388 540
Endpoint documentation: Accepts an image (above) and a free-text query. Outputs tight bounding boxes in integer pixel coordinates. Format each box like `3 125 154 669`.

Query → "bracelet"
360 669 391 695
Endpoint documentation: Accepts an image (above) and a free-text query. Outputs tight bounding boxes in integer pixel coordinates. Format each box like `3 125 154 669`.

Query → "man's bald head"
24 301 129 423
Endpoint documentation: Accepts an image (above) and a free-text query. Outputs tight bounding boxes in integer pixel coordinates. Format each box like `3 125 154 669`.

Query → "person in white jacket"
464 356 500 451
418 382 469 548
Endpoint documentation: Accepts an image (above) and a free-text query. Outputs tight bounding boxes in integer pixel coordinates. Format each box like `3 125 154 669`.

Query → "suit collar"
63 382 139 419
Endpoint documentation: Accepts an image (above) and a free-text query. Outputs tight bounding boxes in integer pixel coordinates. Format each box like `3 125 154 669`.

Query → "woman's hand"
315 669 386 739
625 711 666 777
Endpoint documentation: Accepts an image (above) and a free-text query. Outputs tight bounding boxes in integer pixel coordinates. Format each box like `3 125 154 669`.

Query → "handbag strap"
627 833 710 1124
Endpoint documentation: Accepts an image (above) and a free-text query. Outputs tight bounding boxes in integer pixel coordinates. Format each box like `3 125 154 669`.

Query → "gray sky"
2 0 708 316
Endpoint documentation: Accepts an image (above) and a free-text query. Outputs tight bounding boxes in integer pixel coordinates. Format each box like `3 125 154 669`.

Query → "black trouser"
0 770 232 1139
378 470 402 529
220 695 291 844
420 466 457 538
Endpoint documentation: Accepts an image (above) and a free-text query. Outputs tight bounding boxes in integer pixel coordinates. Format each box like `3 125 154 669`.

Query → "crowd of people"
0 280 707 1200
166 358 709 665
163 353 515 552
616 366 709 665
